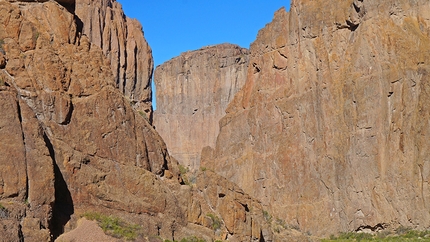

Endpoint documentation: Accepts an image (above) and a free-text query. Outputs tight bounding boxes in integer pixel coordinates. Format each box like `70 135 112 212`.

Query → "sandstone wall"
0 1 272 241
154 44 249 171
202 0 430 237
0 1 176 240
75 0 154 121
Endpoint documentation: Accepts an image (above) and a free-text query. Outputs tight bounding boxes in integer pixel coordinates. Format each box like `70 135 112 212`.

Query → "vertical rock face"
0 1 176 240
0 1 272 241
154 44 249 171
75 0 154 121
202 0 430 237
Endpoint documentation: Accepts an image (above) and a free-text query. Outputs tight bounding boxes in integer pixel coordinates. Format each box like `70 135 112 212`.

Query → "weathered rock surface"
202 0 430 237
154 44 249 171
0 0 177 240
75 0 154 121
0 1 272 241
4 0 154 121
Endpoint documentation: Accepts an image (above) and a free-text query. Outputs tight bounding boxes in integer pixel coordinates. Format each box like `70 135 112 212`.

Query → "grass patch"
82 212 140 240
207 213 221 231
323 229 430 242
164 236 206 242
0 39 4 49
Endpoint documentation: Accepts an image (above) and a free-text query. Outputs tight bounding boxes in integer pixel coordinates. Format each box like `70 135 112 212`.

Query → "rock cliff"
4 0 154 121
202 0 430 237
75 0 154 121
0 1 270 241
154 44 249 171
0 0 176 240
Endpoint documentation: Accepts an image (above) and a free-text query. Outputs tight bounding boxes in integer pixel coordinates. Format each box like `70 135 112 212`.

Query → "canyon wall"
154 44 249 171
202 0 430 237
0 1 271 241
75 0 154 121
0 1 177 240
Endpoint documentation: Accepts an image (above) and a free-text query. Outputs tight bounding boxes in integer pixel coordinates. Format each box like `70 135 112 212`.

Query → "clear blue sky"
118 1 291 108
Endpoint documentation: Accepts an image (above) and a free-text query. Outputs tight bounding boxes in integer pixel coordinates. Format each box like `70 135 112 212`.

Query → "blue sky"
118 1 290 108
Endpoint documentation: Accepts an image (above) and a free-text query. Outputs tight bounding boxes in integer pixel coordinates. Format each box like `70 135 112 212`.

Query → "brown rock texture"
0 0 177 240
154 44 249 171
0 1 272 241
75 0 154 121
202 0 430 237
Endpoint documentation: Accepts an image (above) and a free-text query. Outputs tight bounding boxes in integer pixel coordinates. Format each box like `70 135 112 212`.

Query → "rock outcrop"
0 1 271 241
74 0 154 121
154 44 249 171
202 0 430 237
4 0 155 121
0 0 177 240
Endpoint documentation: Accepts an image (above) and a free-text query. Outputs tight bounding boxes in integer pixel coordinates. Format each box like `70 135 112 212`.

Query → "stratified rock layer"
75 0 154 121
202 0 430 237
154 44 249 170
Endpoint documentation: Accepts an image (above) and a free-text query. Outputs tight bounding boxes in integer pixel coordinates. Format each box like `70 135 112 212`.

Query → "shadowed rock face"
202 0 430 237
154 44 249 171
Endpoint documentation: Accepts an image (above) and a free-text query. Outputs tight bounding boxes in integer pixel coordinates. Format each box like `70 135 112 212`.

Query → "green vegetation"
179 164 193 186
0 78 4 86
179 164 188 175
0 203 5 210
263 210 272 222
164 236 206 242
200 166 207 171
207 213 221 231
273 218 288 233
323 229 430 242
82 212 140 240
0 39 4 48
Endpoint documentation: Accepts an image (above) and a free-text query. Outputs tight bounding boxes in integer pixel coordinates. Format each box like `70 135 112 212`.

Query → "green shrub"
82 212 140 240
207 213 221 231
179 236 206 242
322 229 430 241
179 165 188 175
179 165 193 186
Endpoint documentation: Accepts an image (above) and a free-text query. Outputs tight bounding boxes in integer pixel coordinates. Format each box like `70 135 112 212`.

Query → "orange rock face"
0 1 273 241
202 0 430 237
75 0 154 121
154 44 249 171
0 1 177 240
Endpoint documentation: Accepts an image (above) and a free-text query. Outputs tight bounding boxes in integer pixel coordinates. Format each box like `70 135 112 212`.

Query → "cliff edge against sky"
0 0 272 241
2 0 430 241
201 0 430 236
